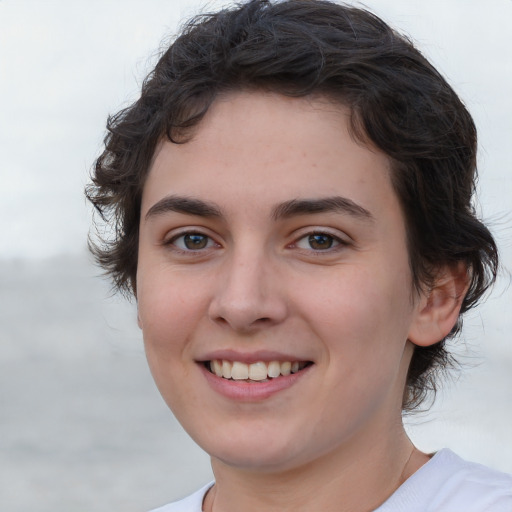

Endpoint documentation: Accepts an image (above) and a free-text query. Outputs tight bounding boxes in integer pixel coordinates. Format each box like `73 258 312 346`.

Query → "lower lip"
199 364 313 401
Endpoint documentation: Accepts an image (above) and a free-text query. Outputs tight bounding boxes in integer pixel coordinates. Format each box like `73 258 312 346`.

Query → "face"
137 92 423 473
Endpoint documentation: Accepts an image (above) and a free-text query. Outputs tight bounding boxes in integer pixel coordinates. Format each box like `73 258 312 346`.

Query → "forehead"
142 91 399 225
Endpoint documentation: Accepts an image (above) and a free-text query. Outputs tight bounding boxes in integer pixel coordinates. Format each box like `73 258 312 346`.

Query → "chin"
212 448 302 474
199 427 306 473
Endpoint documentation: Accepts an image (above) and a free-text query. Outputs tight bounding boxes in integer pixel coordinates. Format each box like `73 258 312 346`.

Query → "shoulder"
431 449 512 502
377 449 512 512
148 482 214 512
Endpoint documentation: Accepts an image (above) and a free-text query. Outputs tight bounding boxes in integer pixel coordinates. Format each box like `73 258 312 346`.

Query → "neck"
204 423 428 512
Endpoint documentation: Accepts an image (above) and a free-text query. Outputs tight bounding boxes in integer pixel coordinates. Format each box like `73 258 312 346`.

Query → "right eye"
295 232 341 251
168 232 217 251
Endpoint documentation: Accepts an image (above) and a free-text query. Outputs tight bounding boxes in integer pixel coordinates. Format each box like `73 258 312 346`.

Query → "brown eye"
294 232 342 252
183 233 208 249
170 232 215 251
308 233 335 250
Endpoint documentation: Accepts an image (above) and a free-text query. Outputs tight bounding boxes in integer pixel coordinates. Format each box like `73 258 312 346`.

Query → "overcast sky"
0 0 511 262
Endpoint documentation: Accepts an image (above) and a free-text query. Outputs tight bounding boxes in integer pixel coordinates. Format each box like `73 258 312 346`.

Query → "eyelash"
164 229 348 255
164 231 219 253
291 231 347 253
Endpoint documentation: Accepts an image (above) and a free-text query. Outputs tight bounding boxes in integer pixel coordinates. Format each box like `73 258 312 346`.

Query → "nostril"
208 284 288 331
212 315 273 331
255 317 272 324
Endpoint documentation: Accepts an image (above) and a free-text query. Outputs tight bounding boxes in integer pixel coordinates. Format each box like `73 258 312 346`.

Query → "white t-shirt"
149 449 512 512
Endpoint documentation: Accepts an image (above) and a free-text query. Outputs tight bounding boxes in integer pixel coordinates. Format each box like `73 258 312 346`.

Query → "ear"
408 263 469 347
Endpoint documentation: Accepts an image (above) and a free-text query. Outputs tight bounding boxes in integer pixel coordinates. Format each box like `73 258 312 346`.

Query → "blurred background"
0 1 511 510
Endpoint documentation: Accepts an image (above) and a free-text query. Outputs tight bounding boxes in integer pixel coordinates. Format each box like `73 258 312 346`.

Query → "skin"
136 92 464 512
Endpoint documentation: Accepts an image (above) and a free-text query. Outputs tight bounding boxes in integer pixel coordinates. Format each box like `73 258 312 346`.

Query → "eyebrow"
272 196 374 222
145 195 222 220
144 194 374 223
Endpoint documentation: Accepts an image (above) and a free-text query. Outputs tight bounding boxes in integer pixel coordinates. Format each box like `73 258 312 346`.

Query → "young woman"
87 1 512 510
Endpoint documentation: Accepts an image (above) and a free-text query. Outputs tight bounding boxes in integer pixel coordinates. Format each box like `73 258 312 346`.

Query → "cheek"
294 262 414 365
138 282 207 413
137 270 207 363
297 269 414 432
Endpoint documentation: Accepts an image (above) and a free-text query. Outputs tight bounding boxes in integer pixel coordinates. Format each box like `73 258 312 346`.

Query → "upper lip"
197 349 313 365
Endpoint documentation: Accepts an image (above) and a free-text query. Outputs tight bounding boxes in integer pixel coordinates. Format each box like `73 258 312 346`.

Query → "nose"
208 249 288 333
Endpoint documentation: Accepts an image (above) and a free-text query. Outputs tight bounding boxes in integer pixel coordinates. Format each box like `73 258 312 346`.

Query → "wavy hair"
86 0 498 410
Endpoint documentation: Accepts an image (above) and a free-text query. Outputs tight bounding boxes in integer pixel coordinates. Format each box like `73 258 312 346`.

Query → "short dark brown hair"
86 0 498 410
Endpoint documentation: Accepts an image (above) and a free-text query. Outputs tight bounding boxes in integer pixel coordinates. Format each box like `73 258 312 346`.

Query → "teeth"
280 361 291 376
222 360 232 379
267 361 281 378
248 362 268 381
209 359 308 381
231 361 249 380
212 360 223 377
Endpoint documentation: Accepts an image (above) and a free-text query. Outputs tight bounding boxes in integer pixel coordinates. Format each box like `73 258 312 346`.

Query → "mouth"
204 359 312 383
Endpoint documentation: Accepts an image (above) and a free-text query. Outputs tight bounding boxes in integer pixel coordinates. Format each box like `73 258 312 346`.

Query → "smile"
207 360 311 382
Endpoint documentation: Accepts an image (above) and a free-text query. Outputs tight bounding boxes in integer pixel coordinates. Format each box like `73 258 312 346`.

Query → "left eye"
170 233 216 251
295 233 340 251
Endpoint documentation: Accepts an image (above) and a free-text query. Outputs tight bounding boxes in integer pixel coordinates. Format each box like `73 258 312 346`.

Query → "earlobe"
408 263 469 347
